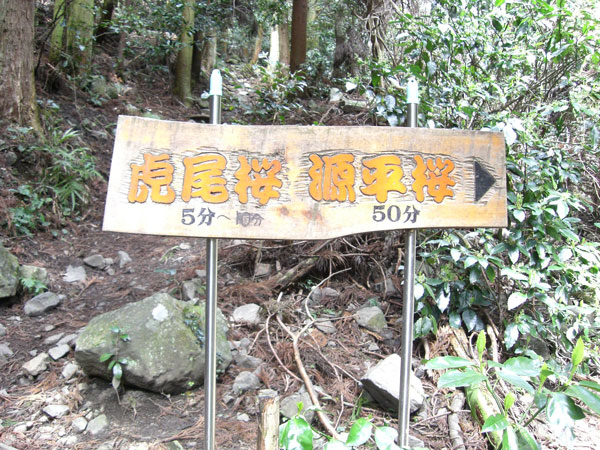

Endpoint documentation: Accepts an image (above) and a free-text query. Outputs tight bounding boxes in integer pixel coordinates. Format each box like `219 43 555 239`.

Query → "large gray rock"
0 245 19 298
75 293 231 393
361 354 424 414
23 292 61 316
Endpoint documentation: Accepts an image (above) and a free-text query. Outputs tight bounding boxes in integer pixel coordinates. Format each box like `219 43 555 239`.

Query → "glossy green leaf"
501 357 542 377
346 418 372 447
374 426 400 450
565 385 600 415
279 417 313 450
112 362 122 380
504 323 519 349
501 268 528 282
496 371 534 394
481 414 509 433
507 292 528 310
438 369 487 388
546 393 584 433
425 356 475 369
516 427 540 450
504 392 516 412
502 426 519 450
476 331 486 362
100 352 114 363
579 380 600 392
571 337 584 368
324 440 350 450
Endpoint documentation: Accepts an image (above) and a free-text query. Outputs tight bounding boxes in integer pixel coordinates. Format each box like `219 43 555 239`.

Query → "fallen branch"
276 314 343 441
448 391 466 450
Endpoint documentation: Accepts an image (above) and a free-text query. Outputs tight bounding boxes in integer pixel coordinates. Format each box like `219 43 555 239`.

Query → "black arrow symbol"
474 161 496 202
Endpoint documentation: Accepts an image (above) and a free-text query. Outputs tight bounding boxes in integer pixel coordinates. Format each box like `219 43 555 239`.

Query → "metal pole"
398 78 419 448
205 69 222 450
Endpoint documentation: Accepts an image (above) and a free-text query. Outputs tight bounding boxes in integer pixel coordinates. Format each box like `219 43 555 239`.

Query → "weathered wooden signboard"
103 115 507 240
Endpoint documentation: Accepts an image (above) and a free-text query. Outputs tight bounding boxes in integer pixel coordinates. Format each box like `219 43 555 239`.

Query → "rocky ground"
1 59 600 450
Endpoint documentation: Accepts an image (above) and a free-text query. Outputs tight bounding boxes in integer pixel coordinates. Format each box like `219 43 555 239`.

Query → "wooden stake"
257 390 280 450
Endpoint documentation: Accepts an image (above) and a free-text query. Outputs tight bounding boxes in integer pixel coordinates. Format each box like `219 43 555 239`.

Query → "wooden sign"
103 116 507 240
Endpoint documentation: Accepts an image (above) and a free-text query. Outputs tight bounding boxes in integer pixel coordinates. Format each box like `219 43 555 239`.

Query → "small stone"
13 424 28 433
49 344 71 361
57 333 78 347
43 404 70 419
254 263 271 278
84 254 106 269
62 436 78 446
329 87 343 103
118 251 132 268
232 371 261 394
87 414 108 435
23 292 61 317
236 413 250 422
0 323 6 336
62 362 79 380
72 417 87 433
356 306 387 333
367 342 380 352
63 265 86 283
281 392 314 423
43 324 56 332
232 303 262 326
234 353 263 369
22 353 49 376
311 287 340 302
44 332 65 345
182 280 201 301
315 320 336 335
0 343 13 360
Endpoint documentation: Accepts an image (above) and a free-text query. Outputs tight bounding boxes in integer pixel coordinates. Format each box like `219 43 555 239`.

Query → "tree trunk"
0 0 40 130
279 22 290 67
201 28 217 76
191 31 204 83
268 25 279 68
174 0 195 106
49 0 67 63
307 0 318 52
250 24 264 65
67 0 95 71
95 0 117 44
290 0 308 73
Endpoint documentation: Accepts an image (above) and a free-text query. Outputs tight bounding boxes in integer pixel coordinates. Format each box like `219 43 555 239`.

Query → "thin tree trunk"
278 22 290 67
67 0 95 71
49 0 67 63
250 24 264 65
201 28 217 76
174 0 195 106
191 31 204 83
290 0 308 73
0 0 40 131
268 25 279 68
95 0 116 43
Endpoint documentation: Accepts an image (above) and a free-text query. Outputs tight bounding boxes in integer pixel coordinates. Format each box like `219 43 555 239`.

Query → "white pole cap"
209 69 222 96
406 77 419 104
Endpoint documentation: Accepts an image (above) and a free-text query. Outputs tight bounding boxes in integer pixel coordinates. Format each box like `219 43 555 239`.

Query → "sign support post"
398 78 419 448
205 69 222 450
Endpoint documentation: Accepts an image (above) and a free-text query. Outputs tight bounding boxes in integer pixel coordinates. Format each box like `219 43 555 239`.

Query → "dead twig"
276 314 343 441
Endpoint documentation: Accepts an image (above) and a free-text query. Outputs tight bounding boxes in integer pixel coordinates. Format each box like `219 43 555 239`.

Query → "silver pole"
205 69 222 450
398 78 419 448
